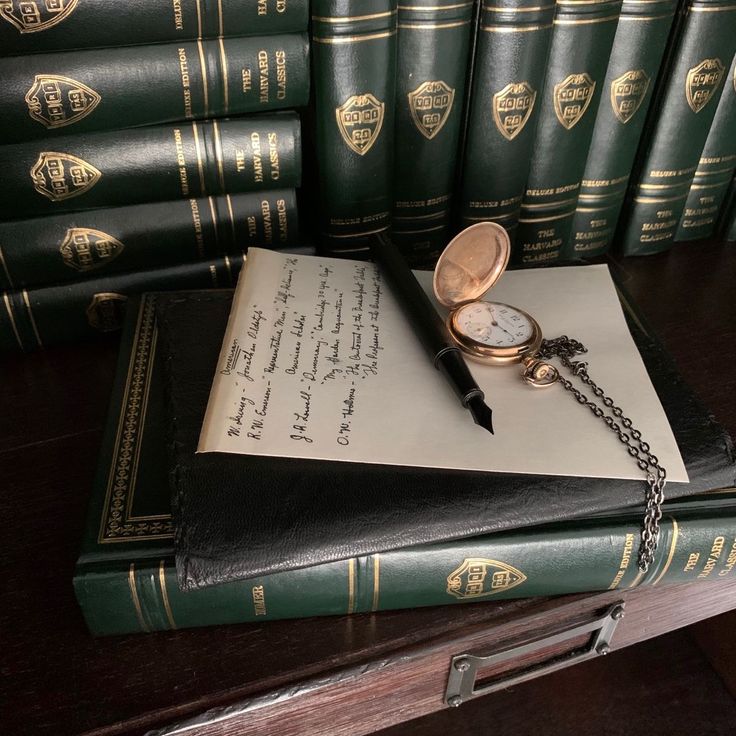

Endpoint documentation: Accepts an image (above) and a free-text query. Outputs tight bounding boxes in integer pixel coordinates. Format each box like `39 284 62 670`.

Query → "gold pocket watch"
432 221 558 387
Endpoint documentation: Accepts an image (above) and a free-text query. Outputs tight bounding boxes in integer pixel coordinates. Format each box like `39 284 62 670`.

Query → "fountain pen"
369 232 494 434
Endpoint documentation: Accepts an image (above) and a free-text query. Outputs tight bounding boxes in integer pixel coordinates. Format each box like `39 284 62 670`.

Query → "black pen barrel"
369 231 450 357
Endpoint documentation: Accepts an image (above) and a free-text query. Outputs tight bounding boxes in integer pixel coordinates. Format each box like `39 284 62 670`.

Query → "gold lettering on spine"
173 128 190 196
608 533 636 589
21 289 43 348
258 49 270 103
177 47 193 118
719 538 736 577
347 558 356 613
158 561 177 630
251 131 264 182
261 197 273 241
2 292 23 350
0 0 79 33
188 198 205 256
219 38 229 113
128 563 150 633
267 131 280 179
212 119 226 190
372 554 381 611
197 40 209 115
275 49 287 100
698 535 726 579
172 0 184 30
652 518 679 585
276 197 288 241
252 585 267 616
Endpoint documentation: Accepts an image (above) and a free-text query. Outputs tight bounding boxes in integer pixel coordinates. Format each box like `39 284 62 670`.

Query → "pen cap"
433 222 511 308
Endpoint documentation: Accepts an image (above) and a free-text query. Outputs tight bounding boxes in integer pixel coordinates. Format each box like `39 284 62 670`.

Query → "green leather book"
0 190 298 291
0 258 242 353
73 293 736 636
459 0 556 236
676 53 736 242
311 0 397 252
513 0 623 266
618 0 736 256
720 176 736 241
0 34 309 143
392 0 475 255
567 0 678 260
0 0 309 56
0 114 301 218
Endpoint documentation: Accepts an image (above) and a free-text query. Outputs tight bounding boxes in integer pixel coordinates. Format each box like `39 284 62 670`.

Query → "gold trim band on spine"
518 210 577 222
312 30 397 43
159 561 177 629
483 3 555 10
212 119 226 191
312 10 397 22
690 182 729 190
191 122 207 194
225 194 237 242
619 12 679 20
218 38 229 114
328 225 391 238
208 197 221 250
652 518 679 586
481 23 553 31
347 558 356 614
400 2 473 8
371 554 381 612
395 224 448 234
0 245 14 290
633 194 689 203
463 210 522 220
398 20 472 28
696 165 736 176
690 4 736 11
554 14 621 24
523 196 579 209
128 563 150 633
639 182 689 189
195 0 202 37
218 0 224 35
2 292 23 351
576 205 617 212
628 570 646 588
21 289 42 348
197 39 209 117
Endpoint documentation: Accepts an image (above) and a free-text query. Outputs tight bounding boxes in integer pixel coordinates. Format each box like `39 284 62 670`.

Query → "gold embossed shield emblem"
408 80 455 140
492 82 537 140
610 69 650 124
335 93 385 155
686 58 725 113
60 228 124 272
25 74 101 129
0 0 78 33
553 73 596 130
86 292 128 332
446 558 527 600
31 152 101 202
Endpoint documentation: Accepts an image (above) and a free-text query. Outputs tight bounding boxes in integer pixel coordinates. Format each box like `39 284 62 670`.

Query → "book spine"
74 511 736 635
617 0 736 256
676 53 736 241
719 175 736 241
0 191 298 291
311 0 398 252
0 34 310 143
0 114 302 218
567 0 678 260
392 0 475 256
458 0 556 236
513 0 624 266
0 257 242 353
0 0 309 56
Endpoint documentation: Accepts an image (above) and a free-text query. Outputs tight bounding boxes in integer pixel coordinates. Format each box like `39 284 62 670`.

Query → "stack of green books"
0 0 310 352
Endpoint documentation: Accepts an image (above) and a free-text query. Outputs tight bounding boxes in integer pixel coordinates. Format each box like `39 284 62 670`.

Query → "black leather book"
157 290 735 591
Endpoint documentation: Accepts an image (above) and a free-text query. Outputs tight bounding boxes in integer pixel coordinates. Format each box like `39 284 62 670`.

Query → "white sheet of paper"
199 248 688 483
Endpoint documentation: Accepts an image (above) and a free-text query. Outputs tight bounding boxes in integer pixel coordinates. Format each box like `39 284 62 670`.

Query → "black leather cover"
158 290 736 591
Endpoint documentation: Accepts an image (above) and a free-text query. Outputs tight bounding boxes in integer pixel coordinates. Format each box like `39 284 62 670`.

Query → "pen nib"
466 394 494 434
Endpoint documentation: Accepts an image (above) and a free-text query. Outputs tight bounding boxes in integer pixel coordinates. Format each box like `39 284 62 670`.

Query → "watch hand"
489 306 515 340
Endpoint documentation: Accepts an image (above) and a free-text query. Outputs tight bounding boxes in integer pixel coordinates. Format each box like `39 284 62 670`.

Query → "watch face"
454 302 535 348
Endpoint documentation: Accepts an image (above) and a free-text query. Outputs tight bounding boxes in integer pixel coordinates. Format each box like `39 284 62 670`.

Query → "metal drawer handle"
445 602 625 707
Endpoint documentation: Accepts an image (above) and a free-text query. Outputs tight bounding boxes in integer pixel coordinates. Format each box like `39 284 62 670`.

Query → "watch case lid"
433 222 511 308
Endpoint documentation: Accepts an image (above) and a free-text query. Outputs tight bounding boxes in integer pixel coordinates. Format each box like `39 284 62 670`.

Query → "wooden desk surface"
2 241 735 736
